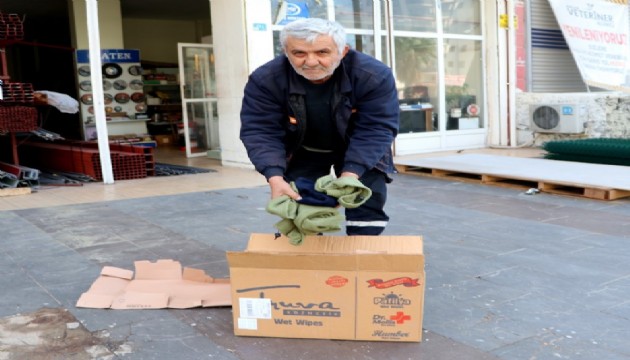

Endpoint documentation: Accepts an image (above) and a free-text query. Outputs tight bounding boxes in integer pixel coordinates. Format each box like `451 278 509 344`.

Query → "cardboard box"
227 233 425 342
76 259 231 309
154 134 174 146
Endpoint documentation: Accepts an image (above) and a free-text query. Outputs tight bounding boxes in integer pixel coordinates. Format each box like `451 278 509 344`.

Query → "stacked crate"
21 141 150 181
0 13 24 44
0 11 37 134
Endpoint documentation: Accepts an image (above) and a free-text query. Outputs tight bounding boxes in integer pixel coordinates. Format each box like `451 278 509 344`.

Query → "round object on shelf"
80 94 93 105
114 92 130 104
88 106 94 114
131 92 146 103
79 80 92 92
128 65 143 76
102 63 123 79
105 106 113 114
78 66 90 77
103 80 112 91
135 103 147 112
114 106 123 112
129 79 144 90
113 79 128 90
104 93 114 105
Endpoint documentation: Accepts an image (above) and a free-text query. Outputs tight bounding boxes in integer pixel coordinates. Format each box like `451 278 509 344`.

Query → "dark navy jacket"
240 49 399 180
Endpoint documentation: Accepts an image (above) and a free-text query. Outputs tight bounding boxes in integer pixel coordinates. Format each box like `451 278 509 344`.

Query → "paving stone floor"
1 172 630 359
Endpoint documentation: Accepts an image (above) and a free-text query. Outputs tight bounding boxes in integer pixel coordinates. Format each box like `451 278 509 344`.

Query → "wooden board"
395 154 630 200
0 187 32 197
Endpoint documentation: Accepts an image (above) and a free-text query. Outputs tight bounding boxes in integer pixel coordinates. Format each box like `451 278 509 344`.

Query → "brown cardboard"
154 135 174 146
227 233 425 342
76 259 231 309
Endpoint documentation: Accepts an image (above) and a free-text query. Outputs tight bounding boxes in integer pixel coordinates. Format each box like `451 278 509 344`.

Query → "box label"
366 277 421 289
357 272 424 341
373 292 413 308
239 298 272 319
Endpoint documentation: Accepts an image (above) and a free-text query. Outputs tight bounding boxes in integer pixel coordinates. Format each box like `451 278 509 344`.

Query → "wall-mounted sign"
274 0 309 25
76 49 146 140
549 0 630 92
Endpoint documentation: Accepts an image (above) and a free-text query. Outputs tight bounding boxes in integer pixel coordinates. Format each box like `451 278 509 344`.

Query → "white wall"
69 0 124 49
211 0 274 169
122 18 200 63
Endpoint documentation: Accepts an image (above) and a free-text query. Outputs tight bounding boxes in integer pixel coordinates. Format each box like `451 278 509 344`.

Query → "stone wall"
516 91 630 146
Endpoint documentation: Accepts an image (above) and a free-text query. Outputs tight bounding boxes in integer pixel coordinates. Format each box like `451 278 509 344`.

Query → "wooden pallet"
396 164 630 201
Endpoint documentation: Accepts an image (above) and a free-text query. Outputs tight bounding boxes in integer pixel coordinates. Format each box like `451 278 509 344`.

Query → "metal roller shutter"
529 0 587 92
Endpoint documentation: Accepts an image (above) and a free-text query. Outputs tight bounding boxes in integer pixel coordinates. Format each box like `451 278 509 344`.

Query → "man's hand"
268 176 301 200
340 171 359 179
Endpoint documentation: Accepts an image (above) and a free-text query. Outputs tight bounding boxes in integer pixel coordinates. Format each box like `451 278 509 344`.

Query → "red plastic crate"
0 105 37 132
0 13 24 41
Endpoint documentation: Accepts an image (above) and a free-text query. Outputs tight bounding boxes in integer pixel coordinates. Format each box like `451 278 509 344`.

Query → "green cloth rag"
266 194 298 219
266 195 344 245
293 203 344 236
314 175 372 208
274 218 303 245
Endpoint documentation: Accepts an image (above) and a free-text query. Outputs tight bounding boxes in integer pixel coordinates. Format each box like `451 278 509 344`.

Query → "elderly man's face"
284 34 349 84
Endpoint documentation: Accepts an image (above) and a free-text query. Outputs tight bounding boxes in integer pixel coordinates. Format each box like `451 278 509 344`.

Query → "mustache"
300 65 327 71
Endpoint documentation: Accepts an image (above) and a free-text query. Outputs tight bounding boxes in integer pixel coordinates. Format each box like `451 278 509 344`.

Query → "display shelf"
141 64 183 146
143 80 179 86
109 118 149 123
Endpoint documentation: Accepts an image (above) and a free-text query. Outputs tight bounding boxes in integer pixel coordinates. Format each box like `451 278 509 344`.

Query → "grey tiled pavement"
2 172 630 359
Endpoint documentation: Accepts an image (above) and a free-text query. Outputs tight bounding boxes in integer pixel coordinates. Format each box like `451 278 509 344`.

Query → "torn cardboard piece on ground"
76 259 231 309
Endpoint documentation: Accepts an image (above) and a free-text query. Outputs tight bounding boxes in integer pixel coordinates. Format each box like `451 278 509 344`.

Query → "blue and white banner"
274 0 310 25
76 49 141 64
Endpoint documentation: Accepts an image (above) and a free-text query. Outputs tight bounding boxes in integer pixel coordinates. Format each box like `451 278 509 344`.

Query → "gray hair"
280 18 347 55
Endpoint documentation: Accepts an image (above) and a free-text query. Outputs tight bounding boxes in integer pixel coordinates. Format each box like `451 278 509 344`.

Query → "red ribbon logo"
367 277 420 289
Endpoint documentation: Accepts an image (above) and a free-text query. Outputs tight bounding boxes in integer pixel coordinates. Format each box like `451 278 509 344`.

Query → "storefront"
3 0 515 176
260 0 488 156
208 0 515 169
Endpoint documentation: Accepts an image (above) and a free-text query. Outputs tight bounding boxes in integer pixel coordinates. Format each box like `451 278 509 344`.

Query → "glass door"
177 43 218 158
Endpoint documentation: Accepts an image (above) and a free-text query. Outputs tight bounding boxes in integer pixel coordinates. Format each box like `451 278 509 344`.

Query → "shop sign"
275 0 310 25
76 49 141 64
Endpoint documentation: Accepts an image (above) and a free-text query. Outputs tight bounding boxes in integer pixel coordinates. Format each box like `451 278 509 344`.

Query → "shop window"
441 0 482 35
335 0 374 29
392 0 436 32
444 39 484 130
345 34 387 62
395 37 439 133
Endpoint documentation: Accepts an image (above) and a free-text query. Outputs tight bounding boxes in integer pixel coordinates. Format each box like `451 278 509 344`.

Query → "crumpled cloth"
265 175 372 245
314 175 372 208
266 195 343 245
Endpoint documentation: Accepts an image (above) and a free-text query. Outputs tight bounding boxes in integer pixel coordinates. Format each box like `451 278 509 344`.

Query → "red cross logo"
390 311 411 324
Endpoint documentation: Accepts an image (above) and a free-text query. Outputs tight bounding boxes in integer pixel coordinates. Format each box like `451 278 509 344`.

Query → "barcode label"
239 298 272 319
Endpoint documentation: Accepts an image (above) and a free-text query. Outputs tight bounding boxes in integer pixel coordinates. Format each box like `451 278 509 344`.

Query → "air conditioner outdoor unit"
529 104 584 134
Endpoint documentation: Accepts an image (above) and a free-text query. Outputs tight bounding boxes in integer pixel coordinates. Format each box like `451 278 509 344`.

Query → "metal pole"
85 0 114 184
